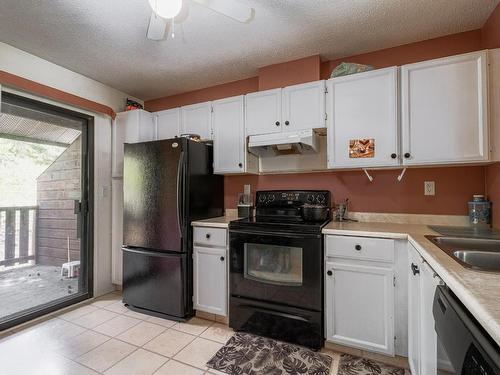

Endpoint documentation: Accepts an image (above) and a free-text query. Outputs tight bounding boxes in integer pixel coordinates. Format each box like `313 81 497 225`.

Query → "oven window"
244 243 303 286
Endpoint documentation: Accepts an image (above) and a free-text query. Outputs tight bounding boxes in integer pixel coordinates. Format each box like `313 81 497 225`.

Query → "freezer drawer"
122 247 186 319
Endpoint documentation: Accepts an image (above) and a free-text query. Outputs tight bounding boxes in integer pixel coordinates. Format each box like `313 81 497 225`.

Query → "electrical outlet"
424 181 435 196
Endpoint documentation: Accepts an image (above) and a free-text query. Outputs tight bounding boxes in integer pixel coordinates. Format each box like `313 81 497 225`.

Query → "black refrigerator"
122 138 224 320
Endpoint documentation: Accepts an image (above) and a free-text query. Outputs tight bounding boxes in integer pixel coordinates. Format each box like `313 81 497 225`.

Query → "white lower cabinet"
325 261 395 355
193 227 228 316
325 235 395 356
408 244 452 375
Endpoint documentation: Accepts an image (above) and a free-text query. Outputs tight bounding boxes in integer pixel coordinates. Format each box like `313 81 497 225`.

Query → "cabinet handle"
220 256 225 261
355 244 362 251
404 152 411 159
411 263 420 275
206 233 211 239
391 153 397 159
275 121 280 126
238 163 243 168
327 270 333 276
285 121 290 126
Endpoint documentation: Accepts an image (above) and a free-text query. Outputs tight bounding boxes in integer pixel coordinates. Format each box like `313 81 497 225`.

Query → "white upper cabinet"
245 88 282 136
327 67 399 169
180 101 213 140
212 96 247 174
113 109 155 177
282 80 326 131
121 109 155 143
489 48 500 162
401 51 489 165
245 82 326 136
156 108 180 140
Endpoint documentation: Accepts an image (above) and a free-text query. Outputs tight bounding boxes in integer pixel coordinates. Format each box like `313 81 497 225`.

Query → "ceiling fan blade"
192 0 254 23
147 11 168 40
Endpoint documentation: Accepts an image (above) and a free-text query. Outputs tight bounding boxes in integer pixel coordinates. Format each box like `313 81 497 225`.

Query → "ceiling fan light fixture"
149 0 182 19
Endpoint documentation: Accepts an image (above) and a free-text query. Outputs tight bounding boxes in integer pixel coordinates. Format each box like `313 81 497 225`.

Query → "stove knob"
258 194 266 203
268 194 275 202
316 194 326 204
307 194 314 203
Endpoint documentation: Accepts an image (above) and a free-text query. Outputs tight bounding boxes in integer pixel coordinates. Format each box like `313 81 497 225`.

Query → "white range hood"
248 129 319 157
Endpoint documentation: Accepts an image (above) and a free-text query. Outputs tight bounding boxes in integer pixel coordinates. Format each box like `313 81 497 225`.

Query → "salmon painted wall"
482 2 500 228
259 55 321 90
225 167 485 215
144 21 500 216
145 77 259 112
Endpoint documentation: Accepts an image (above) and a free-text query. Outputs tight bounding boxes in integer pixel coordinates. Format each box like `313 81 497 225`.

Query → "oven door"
229 229 322 311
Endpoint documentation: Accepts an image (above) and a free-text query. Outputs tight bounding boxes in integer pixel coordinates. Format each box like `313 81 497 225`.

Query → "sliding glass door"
0 92 93 329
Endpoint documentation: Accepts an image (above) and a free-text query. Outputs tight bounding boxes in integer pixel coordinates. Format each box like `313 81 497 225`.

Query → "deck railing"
0 206 37 267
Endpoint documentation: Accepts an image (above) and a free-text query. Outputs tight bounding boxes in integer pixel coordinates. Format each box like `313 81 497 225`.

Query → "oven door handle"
239 304 309 322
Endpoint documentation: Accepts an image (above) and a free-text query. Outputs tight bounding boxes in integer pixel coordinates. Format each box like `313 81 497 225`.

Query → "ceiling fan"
147 0 254 41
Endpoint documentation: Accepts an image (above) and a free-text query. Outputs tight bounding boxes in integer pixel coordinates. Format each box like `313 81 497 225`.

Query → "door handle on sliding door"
74 200 82 239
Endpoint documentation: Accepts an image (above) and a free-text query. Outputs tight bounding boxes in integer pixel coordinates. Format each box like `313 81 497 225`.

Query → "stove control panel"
255 190 331 207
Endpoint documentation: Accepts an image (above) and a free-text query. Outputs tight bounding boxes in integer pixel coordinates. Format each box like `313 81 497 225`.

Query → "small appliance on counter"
468 194 491 228
237 184 253 218
228 190 331 349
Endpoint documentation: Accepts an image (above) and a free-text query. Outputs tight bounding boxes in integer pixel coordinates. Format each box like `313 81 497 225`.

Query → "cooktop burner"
229 190 331 234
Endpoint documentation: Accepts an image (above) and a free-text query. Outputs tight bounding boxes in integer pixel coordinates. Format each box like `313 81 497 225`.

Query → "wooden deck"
0 264 78 320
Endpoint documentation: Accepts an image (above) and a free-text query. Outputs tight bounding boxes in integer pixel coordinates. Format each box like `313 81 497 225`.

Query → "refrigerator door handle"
176 150 185 237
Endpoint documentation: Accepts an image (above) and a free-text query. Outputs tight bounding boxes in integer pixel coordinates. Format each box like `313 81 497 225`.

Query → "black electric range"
228 190 331 350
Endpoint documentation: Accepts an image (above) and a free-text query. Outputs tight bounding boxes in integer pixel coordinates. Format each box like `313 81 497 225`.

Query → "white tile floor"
0 292 232 375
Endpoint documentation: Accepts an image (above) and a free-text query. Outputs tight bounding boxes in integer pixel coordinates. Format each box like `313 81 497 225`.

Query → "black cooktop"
229 190 331 234
229 215 330 233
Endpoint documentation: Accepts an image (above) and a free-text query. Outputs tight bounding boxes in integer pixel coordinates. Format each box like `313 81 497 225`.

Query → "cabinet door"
112 115 126 178
114 110 154 177
212 96 246 174
181 102 212 140
401 51 489 165
282 80 326 131
137 110 155 142
245 88 282 136
325 261 394 355
408 246 422 375
327 68 399 169
193 246 227 316
111 178 123 285
419 261 440 375
156 108 180 140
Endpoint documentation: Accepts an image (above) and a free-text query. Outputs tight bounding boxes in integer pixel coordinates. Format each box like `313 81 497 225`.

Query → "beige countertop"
191 215 235 228
323 221 500 346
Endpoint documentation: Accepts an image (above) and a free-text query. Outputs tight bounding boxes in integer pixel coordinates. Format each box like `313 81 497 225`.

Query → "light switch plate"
424 181 435 196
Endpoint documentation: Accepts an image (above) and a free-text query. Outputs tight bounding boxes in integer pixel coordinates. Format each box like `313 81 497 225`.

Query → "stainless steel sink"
453 250 500 271
426 235 500 272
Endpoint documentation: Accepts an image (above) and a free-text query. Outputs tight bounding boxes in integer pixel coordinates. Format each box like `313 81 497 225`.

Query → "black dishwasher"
433 285 500 374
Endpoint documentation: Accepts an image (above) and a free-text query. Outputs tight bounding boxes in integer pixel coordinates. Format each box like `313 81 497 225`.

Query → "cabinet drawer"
193 227 227 247
326 235 394 262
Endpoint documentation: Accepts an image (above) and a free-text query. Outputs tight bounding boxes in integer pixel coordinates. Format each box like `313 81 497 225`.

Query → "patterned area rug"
207 332 333 375
337 354 405 375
